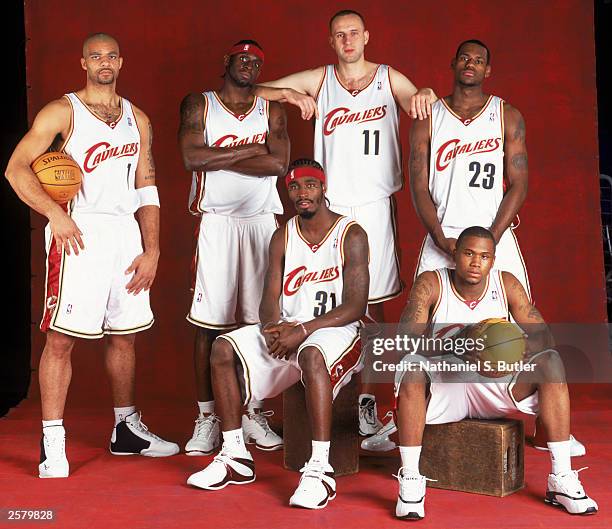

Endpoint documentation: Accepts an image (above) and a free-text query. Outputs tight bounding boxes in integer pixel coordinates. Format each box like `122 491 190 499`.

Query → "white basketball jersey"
281 215 357 322
188 92 282 217
430 268 509 338
62 93 140 216
314 64 402 206
429 95 505 228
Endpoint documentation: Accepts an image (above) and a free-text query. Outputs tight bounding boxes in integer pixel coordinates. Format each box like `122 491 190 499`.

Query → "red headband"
285 167 326 187
228 43 265 63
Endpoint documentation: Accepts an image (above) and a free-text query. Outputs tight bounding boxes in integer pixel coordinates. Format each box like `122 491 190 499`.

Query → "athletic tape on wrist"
137 186 160 208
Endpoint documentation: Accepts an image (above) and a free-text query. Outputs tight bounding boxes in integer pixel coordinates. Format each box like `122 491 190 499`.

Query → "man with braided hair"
187 159 370 510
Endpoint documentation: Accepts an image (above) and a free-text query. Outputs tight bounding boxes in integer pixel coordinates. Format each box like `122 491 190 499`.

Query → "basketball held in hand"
467 318 527 377
31 152 82 204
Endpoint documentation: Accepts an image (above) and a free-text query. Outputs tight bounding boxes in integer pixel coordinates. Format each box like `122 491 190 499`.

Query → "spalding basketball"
469 318 526 377
31 152 82 204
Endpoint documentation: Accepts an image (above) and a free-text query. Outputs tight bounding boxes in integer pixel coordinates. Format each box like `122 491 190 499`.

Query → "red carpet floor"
1 398 610 529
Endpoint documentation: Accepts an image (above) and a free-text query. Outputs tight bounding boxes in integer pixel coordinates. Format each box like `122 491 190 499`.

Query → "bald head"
82 33 119 57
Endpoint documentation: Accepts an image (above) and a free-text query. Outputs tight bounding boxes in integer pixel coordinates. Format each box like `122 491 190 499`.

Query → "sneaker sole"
396 512 424 521
185 448 218 456
187 475 256 491
110 449 179 457
245 437 284 452
290 492 336 510
39 472 69 479
544 497 598 515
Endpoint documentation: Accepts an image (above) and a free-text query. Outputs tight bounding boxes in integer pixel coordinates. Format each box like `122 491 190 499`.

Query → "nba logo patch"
491 290 498 300
377 81 382 90
66 304 72 314
127 117 132 126
258 106 264 116
489 112 495 122
333 238 338 248
197 293 203 303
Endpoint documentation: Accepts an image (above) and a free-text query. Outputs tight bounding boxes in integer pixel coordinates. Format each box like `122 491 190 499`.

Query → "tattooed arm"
409 117 455 256
490 103 528 243
503 271 554 352
178 93 267 173
228 102 290 177
127 106 159 295
398 272 438 339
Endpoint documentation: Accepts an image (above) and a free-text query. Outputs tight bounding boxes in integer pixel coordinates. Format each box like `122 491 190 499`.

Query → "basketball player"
365 39 584 455
178 40 289 455
254 9 436 436
187 159 369 509
4 33 179 478
391 227 597 519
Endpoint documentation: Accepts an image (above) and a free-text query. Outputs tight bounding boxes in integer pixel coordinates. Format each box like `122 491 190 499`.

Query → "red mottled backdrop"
24 0 605 402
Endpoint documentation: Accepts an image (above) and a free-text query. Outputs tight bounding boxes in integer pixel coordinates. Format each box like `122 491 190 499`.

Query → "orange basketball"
468 318 526 377
31 152 82 204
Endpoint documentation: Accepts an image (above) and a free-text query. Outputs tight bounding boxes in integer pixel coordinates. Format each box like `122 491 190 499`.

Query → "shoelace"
44 434 66 459
249 410 274 433
128 414 164 441
555 466 589 492
359 400 377 426
392 467 437 484
194 414 220 440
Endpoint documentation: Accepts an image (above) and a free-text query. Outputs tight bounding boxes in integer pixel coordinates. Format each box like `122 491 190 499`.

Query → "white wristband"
137 185 160 207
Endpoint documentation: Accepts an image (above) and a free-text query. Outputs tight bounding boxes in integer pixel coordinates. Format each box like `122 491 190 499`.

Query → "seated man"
392 226 597 520
187 159 369 509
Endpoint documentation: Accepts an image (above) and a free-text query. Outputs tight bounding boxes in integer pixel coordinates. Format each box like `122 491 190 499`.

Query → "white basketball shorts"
187 212 277 330
218 322 362 405
40 212 154 339
331 197 402 303
393 353 540 424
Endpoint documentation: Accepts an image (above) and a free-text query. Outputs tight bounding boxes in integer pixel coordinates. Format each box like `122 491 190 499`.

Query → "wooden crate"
420 419 524 497
283 375 359 477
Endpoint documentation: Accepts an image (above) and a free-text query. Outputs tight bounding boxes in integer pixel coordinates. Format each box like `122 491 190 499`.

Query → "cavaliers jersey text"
429 95 505 228
430 268 509 339
62 93 140 216
281 215 357 322
314 65 401 206
188 92 282 217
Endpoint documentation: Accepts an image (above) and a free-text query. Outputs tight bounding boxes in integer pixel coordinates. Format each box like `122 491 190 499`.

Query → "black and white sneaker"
545 467 598 515
39 425 69 478
110 411 179 457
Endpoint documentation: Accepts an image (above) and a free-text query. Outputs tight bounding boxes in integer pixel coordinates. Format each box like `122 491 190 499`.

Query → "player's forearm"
253 85 293 102
412 188 446 245
181 143 265 172
302 302 366 336
5 164 67 220
489 184 527 242
259 296 281 327
135 205 160 255
229 153 288 177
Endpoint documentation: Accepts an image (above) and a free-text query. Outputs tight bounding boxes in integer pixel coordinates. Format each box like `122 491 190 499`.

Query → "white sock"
359 393 375 405
222 428 248 456
42 419 64 435
114 406 136 426
247 400 264 414
198 400 215 416
310 440 330 466
399 446 422 473
548 440 572 474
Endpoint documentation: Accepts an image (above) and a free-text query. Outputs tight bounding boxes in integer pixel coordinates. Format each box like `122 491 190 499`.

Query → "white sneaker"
545 467 598 515
187 446 255 490
39 426 69 478
359 397 383 436
394 468 434 520
242 410 283 451
185 414 221 456
110 411 179 457
289 460 336 509
534 434 586 457
361 411 397 451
